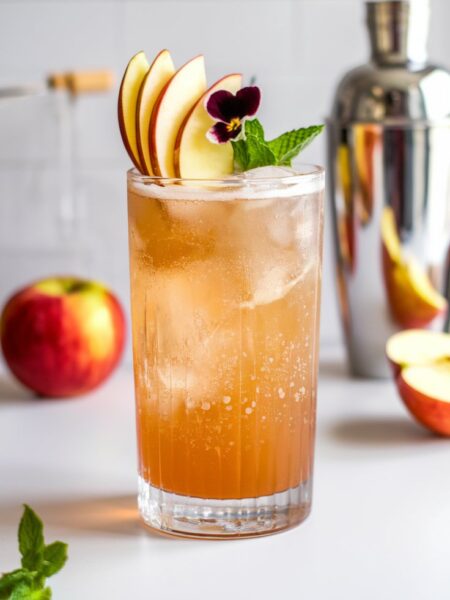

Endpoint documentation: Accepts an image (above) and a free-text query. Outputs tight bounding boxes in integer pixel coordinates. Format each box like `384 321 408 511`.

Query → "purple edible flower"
206 86 261 143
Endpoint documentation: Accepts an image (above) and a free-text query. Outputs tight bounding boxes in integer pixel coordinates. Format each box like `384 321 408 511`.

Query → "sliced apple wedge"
381 206 447 328
149 55 207 177
386 328 450 435
118 51 150 171
136 50 175 175
398 363 450 436
174 73 242 178
386 329 450 376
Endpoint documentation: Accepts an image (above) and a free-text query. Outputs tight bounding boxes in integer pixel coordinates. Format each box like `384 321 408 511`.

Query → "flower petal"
206 90 239 122
235 86 261 119
207 121 242 144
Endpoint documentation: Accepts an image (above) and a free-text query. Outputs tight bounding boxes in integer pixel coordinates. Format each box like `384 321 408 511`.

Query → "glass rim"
127 163 325 188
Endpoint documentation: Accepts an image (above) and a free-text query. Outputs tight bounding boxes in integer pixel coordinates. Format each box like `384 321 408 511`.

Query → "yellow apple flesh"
174 73 242 178
118 51 150 171
136 49 175 175
381 206 447 328
149 55 207 177
386 329 450 376
386 329 450 436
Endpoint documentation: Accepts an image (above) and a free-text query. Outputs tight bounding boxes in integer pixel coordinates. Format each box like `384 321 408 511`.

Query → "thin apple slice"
381 206 402 262
136 50 175 175
150 55 207 177
175 73 242 178
386 329 450 370
118 51 150 171
398 362 450 435
381 206 447 327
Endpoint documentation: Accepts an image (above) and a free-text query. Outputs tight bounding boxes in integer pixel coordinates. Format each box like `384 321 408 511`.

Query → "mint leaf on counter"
42 543 68 578
232 118 324 171
9 583 32 600
18 506 44 571
32 588 52 600
0 570 34 590
0 505 68 599
0 570 35 598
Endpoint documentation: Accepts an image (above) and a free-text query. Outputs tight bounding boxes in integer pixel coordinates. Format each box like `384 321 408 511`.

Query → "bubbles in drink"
128 174 323 499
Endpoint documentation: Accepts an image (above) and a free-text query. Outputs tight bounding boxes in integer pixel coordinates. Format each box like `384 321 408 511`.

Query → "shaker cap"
330 0 450 125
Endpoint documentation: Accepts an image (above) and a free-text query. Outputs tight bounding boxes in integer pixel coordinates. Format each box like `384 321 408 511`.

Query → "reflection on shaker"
328 0 450 378
381 206 448 328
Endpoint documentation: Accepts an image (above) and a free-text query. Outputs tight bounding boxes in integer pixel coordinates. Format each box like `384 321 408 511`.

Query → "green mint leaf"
18 506 44 563
32 574 46 590
21 551 44 573
42 542 68 577
231 139 249 171
231 119 323 171
245 135 276 169
267 125 324 166
2 506 68 600
232 119 267 171
31 588 52 600
0 570 35 593
243 119 276 169
244 118 265 141
10 583 33 600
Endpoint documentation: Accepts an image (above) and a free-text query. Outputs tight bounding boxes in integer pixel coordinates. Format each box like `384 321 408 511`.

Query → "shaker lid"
330 0 450 125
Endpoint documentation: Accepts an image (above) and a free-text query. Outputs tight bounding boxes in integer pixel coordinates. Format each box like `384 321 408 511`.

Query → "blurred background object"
1 0 450 365
328 0 450 377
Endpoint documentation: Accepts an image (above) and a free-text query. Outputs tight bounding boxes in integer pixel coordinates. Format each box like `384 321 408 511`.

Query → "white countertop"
1 345 449 600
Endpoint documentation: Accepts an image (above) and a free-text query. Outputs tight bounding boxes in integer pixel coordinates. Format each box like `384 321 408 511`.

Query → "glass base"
138 476 312 539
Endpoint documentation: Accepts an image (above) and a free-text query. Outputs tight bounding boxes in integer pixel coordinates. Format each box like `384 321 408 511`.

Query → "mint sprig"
0 506 68 599
231 118 323 171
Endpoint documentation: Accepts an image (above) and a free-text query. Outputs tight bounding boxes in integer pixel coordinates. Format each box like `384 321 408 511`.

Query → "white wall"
1 0 449 359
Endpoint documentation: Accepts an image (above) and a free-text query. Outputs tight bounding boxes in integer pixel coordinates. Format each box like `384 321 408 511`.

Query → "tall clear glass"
127 166 324 538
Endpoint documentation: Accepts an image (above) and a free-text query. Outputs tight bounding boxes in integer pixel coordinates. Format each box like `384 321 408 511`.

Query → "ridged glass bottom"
138 476 312 539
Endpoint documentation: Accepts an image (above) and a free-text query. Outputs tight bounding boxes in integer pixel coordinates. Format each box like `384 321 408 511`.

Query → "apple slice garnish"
136 50 175 175
174 73 242 178
381 207 447 328
386 329 450 435
118 51 150 171
149 55 207 177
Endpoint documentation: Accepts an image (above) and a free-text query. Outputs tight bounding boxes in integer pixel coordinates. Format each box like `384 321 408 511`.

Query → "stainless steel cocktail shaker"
328 0 450 378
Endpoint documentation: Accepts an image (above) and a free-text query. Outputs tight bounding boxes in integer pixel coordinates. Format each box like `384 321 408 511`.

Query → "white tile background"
1 0 449 361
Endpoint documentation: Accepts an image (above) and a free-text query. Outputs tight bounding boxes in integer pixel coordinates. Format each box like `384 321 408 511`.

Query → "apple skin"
397 373 450 436
0 278 126 398
387 356 402 380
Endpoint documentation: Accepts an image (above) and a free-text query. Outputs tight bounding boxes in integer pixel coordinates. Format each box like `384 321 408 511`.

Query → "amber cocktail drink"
127 167 324 538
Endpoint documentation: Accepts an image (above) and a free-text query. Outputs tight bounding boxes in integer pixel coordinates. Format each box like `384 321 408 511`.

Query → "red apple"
386 329 450 435
0 277 126 398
